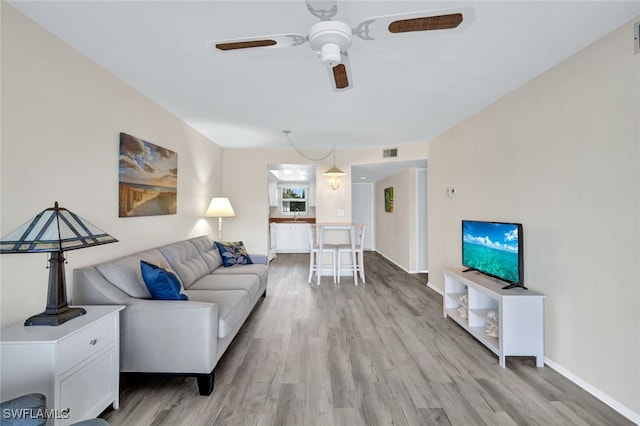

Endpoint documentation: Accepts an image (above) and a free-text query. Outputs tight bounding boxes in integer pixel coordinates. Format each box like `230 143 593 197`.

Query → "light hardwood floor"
102 253 632 426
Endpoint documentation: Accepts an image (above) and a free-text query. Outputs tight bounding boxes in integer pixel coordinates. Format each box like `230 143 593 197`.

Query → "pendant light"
323 148 346 190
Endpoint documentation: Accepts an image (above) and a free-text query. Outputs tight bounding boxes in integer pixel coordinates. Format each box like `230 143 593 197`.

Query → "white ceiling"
9 1 640 151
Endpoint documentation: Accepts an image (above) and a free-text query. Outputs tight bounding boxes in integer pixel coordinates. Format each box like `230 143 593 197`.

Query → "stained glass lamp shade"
0 202 118 326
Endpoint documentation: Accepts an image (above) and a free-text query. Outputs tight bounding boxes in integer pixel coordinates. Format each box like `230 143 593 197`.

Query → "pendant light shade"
323 150 346 190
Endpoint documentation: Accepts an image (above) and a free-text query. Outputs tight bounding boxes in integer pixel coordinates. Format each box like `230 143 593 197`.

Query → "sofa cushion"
140 261 188 300
212 263 269 289
215 241 253 267
95 249 172 298
159 241 210 288
185 289 251 339
189 274 261 304
188 235 222 272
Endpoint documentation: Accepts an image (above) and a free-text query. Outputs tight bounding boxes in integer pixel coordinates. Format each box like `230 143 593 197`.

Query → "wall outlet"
336 209 345 216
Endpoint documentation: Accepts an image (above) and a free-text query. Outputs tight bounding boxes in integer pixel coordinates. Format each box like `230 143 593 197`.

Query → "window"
280 185 307 215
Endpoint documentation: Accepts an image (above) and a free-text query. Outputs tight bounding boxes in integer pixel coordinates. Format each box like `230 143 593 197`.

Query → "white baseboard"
374 250 410 272
426 281 443 296
544 358 639 424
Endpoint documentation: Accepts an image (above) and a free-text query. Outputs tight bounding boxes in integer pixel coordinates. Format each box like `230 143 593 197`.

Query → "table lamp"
205 197 235 240
0 201 118 326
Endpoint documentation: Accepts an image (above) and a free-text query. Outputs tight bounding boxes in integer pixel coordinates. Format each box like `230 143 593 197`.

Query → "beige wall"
375 169 419 271
0 5 223 327
428 17 639 417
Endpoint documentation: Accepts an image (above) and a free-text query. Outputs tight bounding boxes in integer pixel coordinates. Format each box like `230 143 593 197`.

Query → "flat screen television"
461 220 525 289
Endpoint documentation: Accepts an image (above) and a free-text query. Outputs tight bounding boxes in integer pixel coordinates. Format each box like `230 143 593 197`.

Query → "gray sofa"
72 235 267 395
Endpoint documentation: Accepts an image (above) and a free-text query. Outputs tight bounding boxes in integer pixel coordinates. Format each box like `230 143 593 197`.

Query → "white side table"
1 305 124 425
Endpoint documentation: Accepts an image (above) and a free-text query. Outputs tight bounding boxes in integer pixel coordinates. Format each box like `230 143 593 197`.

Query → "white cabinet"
275 223 311 253
269 223 277 261
268 182 278 207
444 268 544 368
1 306 124 425
308 182 316 207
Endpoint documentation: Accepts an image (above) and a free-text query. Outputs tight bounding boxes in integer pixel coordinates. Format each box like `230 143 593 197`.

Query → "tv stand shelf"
444 268 545 367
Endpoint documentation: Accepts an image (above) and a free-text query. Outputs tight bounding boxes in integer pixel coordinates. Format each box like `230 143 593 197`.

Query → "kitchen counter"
269 218 316 224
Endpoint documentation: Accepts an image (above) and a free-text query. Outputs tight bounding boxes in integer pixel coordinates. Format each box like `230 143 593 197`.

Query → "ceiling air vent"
383 148 398 158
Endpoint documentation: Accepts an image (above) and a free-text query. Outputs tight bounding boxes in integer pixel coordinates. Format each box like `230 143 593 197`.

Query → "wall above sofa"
0 4 223 327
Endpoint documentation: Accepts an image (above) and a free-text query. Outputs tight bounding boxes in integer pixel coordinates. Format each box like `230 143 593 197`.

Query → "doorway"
352 183 373 250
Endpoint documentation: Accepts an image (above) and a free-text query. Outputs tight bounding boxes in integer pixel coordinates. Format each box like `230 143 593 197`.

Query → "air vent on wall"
383 148 398 158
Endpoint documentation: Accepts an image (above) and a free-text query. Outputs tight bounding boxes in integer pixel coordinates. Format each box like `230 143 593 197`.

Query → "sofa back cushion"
95 249 172 298
189 235 223 272
158 240 210 288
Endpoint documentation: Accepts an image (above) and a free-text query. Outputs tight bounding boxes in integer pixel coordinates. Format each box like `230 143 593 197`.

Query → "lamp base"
24 307 86 326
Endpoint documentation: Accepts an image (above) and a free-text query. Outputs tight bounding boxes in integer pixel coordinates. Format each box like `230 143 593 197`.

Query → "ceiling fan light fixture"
320 43 342 66
308 20 352 66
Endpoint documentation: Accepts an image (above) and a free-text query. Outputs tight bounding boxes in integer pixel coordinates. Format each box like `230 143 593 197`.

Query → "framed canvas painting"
119 133 177 217
384 187 394 212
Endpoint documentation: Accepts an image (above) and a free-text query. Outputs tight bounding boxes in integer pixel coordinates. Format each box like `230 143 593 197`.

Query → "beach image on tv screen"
463 221 520 283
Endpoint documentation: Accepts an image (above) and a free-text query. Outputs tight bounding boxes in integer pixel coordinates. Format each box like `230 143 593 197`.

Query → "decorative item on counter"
457 306 468 319
485 323 499 337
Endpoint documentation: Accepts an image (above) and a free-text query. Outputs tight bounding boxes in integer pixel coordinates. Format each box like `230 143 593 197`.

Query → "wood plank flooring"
101 253 632 426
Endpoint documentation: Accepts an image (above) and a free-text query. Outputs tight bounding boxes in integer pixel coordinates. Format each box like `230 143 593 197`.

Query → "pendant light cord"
283 130 334 162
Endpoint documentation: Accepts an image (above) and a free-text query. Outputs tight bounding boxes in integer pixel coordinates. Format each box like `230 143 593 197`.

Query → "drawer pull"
89 339 98 346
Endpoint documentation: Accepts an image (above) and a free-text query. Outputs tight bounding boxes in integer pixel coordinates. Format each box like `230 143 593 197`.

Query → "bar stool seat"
337 224 366 284
308 225 337 284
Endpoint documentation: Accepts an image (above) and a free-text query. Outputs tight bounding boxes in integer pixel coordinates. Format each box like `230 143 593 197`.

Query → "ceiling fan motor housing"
308 20 352 67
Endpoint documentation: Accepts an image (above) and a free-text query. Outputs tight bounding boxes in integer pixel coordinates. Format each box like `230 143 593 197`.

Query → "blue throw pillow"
140 260 188 300
215 241 253 267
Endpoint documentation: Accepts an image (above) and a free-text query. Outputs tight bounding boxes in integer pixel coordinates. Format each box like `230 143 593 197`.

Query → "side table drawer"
58 316 115 374
59 348 117 425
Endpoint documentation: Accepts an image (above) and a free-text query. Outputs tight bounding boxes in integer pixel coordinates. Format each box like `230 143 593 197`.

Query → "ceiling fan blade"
388 13 463 33
353 7 475 41
206 34 307 52
328 52 352 92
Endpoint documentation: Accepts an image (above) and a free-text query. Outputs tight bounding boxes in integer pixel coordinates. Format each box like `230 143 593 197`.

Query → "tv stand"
444 268 544 367
502 283 528 290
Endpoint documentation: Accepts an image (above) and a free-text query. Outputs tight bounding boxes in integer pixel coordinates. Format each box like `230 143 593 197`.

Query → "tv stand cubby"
444 268 545 368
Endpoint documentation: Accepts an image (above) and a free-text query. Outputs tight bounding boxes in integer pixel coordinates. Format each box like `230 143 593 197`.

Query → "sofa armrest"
249 254 268 264
73 267 133 305
120 298 219 374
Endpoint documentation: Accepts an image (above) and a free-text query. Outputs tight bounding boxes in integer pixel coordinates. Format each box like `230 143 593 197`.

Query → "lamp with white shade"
205 197 236 239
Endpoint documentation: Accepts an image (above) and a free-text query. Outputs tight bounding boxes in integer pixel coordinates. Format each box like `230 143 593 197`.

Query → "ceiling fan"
206 1 474 92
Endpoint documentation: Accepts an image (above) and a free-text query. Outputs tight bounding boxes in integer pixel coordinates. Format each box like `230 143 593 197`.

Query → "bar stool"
337 224 366 284
308 225 337 284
